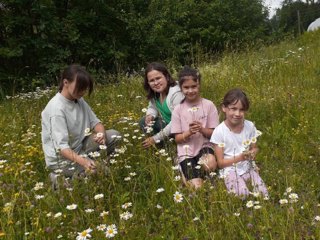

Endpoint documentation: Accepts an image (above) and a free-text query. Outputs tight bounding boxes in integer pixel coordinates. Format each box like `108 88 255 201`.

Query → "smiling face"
222 100 246 128
181 77 200 103
147 70 168 94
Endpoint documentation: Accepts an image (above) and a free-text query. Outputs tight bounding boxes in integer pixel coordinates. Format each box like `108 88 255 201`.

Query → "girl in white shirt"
210 88 268 198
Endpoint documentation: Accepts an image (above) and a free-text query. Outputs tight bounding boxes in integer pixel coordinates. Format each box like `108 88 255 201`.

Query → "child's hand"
243 150 256 160
145 115 154 125
94 132 106 145
250 149 257 160
142 137 155 148
83 159 97 173
189 121 202 134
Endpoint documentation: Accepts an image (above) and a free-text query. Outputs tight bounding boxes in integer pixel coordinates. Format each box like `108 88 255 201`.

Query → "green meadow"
0 31 319 239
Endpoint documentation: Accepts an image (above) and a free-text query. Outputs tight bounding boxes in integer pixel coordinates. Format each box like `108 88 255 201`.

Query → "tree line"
0 0 319 98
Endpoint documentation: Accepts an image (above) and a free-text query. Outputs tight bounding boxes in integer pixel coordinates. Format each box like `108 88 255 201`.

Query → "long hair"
143 62 176 100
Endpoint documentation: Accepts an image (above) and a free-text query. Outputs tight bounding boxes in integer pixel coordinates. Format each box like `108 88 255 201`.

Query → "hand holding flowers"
242 130 261 161
145 114 154 125
94 132 105 145
243 149 257 161
82 158 97 173
189 121 202 135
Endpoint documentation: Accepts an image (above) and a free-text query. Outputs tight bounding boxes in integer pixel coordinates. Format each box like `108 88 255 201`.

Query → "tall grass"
0 31 319 239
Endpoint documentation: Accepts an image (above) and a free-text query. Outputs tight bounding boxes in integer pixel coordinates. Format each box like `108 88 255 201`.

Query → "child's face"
64 79 87 100
181 77 200 103
222 100 246 127
147 70 168 94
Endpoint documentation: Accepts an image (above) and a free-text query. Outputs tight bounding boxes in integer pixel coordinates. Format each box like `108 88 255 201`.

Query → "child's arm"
192 120 213 138
199 126 214 139
174 130 193 144
214 144 251 168
60 148 96 171
175 121 214 143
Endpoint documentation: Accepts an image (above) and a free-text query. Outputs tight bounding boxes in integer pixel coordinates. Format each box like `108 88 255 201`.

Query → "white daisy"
84 128 91 136
121 202 132 209
85 209 94 213
97 224 107 231
173 191 184 203
33 182 44 191
105 224 118 238
120 211 133 220
218 142 225 148
96 132 104 138
246 200 254 208
99 145 107 150
54 212 62 218
174 175 181 181
156 188 165 193
66 204 77 210
35 195 44 200
100 211 109 217
76 228 92 240
94 194 104 200
279 199 288 205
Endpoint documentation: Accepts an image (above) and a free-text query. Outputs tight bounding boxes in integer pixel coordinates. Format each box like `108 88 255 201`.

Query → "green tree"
0 0 274 98
275 0 320 35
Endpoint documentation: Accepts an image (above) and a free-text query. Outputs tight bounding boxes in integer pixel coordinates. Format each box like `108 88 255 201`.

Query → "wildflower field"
0 31 319 239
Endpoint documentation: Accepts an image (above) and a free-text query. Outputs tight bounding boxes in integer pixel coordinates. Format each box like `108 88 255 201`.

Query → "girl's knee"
189 178 203 189
201 154 217 171
106 129 121 138
225 179 249 198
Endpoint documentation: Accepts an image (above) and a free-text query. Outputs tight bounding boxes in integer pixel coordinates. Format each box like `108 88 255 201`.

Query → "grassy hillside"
0 31 319 239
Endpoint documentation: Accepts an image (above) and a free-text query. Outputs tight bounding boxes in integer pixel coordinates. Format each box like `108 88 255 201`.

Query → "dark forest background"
1 0 320 98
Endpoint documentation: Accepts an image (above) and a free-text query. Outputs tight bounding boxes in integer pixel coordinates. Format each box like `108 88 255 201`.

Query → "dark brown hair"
59 64 94 96
222 88 250 111
143 62 176 100
178 66 201 87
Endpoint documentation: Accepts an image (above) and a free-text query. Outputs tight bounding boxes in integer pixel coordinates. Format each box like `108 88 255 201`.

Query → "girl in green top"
140 62 184 148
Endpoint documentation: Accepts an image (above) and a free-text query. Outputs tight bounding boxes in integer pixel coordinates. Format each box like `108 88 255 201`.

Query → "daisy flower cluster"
245 200 262 210
76 224 119 239
2 81 320 239
279 187 299 205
